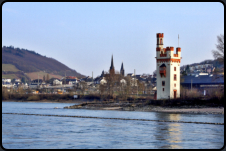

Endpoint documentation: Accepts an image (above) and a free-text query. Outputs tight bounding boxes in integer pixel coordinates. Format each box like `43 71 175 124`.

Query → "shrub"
27 95 40 101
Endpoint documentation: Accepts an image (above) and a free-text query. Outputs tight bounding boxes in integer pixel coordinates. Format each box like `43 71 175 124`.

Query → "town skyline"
2 2 224 77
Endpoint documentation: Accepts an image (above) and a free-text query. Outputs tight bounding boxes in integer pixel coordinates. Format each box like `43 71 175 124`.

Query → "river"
2 101 224 149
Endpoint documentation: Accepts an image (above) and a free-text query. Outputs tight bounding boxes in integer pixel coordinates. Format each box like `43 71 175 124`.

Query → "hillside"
2 46 85 79
181 59 223 70
2 64 20 72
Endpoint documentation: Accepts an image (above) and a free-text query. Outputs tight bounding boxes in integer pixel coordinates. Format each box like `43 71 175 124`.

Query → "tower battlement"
157 33 164 38
165 47 174 51
176 47 181 52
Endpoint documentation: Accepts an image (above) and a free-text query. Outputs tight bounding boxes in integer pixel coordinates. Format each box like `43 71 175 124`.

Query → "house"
15 79 21 82
100 77 107 85
53 79 62 85
130 78 138 86
2 81 13 88
206 67 215 74
120 79 126 86
29 79 46 88
94 76 102 84
61 77 77 85
2 78 11 83
80 76 93 86
2 78 13 88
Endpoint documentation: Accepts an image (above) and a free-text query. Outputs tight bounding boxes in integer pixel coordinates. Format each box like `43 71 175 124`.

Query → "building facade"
155 33 181 99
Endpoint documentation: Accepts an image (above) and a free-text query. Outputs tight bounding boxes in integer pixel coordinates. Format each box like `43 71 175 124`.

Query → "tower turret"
156 33 164 48
156 33 164 58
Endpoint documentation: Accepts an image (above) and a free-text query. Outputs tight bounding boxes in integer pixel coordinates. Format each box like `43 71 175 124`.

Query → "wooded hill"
2 46 85 79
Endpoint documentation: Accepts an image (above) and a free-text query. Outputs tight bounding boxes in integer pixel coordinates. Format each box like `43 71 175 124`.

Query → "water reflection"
167 114 182 149
154 113 182 149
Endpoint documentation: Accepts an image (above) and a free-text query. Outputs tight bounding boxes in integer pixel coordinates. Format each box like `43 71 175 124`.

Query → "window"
174 84 176 87
163 88 164 91
174 67 176 71
174 74 177 81
162 81 165 86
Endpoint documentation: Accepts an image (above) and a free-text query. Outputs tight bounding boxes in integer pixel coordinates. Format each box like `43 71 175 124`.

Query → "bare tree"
43 75 46 82
79 81 87 95
211 34 224 80
212 34 224 64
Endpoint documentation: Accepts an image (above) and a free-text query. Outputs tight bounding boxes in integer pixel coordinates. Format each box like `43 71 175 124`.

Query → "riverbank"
63 101 224 115
2 99 224 114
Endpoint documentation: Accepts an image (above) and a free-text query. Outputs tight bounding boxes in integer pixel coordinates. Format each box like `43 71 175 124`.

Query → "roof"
65 79 77 82
32 79 43 83
94 76 102 81
181 75 224 84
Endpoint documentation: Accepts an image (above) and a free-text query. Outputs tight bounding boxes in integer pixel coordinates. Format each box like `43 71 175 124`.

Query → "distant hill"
2 46 85 79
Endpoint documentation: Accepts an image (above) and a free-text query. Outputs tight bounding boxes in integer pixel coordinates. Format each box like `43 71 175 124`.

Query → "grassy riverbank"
2 91 224 114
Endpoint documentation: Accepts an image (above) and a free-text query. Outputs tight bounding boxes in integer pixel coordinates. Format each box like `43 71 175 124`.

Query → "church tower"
120 62 125 76
156 33 181 99
109 55 115 75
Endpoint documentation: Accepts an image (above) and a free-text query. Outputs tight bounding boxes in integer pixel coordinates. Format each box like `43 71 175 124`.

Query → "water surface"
2 102 224 149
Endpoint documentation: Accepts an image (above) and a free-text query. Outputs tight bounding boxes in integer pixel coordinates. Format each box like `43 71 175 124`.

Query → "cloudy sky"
2 2 224 77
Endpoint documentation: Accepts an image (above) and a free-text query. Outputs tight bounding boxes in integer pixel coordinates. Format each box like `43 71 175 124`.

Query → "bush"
27 95 40 101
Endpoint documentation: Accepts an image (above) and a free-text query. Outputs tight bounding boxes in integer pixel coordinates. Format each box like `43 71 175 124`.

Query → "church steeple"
110 55 114 70
109 54 115 75
120 62 124 76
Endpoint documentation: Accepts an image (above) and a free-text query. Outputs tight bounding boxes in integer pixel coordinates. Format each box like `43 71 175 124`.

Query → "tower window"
174 84 176 87
174 74 177 81
174 67 176 71
162 81 165 86
163 88 164 91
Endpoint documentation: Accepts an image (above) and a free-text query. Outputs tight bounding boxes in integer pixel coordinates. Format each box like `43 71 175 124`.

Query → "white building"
100 78 107 85
2 78 11 83
155 33 181 99
53 79 62 85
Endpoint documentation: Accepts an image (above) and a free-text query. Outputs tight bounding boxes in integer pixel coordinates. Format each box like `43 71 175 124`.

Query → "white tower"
155 33 181 100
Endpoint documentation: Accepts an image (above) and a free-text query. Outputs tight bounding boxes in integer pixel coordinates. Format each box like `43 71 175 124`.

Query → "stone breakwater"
2 113 224 125
63 103 224 115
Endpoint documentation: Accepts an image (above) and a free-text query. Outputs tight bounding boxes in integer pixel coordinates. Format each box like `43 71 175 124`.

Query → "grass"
2 64 20 72
2 74 19 79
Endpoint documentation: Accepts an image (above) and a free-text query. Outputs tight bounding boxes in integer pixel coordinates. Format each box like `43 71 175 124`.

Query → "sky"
2 2 224 77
